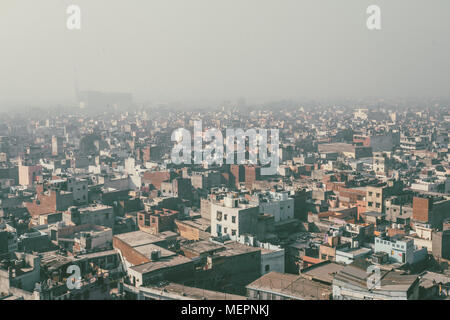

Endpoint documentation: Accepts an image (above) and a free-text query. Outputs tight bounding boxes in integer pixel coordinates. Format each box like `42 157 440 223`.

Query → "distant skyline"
1 0 450 106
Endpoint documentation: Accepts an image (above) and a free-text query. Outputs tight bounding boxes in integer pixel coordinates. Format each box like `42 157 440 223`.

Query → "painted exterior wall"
261 249 285 275
210 203 258 238
258 198 294 222
374 237 414 264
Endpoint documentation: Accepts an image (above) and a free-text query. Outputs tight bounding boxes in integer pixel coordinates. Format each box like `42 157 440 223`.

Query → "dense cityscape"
1 0 450 309
0 97 449 300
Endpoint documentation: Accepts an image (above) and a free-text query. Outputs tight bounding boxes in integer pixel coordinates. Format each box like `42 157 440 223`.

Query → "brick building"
413 196 450 229
137 208 179 235
25 184 73 217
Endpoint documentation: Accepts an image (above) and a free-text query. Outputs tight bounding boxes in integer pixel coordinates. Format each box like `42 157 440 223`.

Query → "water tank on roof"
151 249 161 261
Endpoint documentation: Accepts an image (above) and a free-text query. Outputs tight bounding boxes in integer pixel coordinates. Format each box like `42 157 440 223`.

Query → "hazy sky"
0 0 449 105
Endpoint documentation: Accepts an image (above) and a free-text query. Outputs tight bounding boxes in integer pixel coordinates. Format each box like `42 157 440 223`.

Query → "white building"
210 196 259 238
374 235 428 265
250 191 294 222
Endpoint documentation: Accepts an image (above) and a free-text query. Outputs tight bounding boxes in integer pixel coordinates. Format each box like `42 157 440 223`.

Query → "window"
232 216 236 223
265 265 270 272
376 193 380 198
376 203 381 208
224 227 228 234
224 214 228 221
231 229 236 236
216 211 222 221
368 202 373 207
369 192 373 196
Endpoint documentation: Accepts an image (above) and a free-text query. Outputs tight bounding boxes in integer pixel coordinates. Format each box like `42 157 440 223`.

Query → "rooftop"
141 282 245 300
114 230 166 247
130 255 192 274
181 240 224 255
334 260 419 292
302 261 346 284
365 211 386 218
247 271 331 300
133 244 176 259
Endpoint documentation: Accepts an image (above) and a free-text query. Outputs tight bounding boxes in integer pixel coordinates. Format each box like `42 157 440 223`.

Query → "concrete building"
67 177 88 204
210 196 259 238
51 135 64 156
18 164 42 187
247 272 332 300
300 261 345 286
366 180 403 213
385 201 413 226
56 224 113 253
317 143 372 159
160 178 193 200
190 171 222 190
113 231 186 288
374 235 427 265
335 247 372 265
137 208 179 235
372 153 393 176
332 261 420 300
0 252 40 293
250 191 294 222
48 177 88 205
63 204 114 229
127 255 194 288
400 135 427 151
353 133 399 152
225 234 285 275
432 230 450 261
